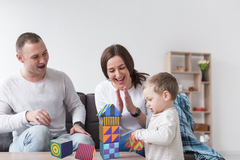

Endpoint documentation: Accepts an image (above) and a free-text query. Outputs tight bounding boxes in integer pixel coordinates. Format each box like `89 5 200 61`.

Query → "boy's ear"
163 90 171 101
16 53 24 63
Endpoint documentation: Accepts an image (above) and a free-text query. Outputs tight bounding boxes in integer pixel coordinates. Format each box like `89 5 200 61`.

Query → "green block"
50 138 73 158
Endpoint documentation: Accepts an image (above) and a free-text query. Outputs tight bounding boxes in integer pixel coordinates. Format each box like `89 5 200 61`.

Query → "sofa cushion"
0 132 13 152
85 93 99 149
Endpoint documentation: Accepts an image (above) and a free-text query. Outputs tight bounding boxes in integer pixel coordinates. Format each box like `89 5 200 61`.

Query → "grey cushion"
85 93 99 149
0 132 12 152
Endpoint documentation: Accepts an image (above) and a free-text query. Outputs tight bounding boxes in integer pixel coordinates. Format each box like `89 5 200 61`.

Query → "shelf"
202 81 210 84
194 131 211 134
192 111 211 114
172 71 201 74
179 91 200 93
166 51 212 147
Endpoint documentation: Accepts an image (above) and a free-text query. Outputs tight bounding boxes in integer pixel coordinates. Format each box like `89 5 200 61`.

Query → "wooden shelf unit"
166 51 212 147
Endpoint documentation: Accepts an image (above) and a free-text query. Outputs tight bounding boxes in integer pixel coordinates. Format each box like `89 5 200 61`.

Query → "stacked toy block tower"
97 104 122 160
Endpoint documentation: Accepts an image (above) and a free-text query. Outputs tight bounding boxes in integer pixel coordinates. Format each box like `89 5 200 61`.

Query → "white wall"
1 0 239 157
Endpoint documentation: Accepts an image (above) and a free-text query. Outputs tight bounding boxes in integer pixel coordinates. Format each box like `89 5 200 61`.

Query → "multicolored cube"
75 143 96 160
50 138 72 158
99 117 120 126
100 141 119 160
97 104 122 117
97 104 122 159
129 133 143 151
99 125 120 143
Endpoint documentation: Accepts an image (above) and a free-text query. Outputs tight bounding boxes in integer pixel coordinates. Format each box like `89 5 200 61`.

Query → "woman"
95 44 151 156
95 44 225 160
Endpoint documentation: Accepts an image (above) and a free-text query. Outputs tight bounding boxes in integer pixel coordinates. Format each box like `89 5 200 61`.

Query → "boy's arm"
135 114 178 145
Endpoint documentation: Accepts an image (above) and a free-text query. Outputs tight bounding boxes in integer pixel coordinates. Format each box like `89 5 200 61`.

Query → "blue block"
50 138 72 158
100 141 119 160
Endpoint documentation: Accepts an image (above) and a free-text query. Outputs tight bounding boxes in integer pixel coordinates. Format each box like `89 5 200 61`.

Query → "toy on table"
129 133 143 151
97 104 122 160
50 138 72 158
75 143 96 160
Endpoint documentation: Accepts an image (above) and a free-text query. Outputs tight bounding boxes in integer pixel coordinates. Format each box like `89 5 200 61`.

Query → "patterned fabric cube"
100 141 119 160
50 138 72 158
99 125 119 143
75 143 96 160
97 104 122 117
129 133 143 151
99 117 120 126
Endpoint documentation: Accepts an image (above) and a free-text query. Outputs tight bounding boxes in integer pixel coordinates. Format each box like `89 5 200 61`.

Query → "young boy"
130 72 184 160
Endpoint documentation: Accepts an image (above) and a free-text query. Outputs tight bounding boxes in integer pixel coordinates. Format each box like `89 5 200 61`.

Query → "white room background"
1 0 240 159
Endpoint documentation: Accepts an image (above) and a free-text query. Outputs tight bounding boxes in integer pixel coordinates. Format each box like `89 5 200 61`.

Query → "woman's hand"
116 89 123 113
124 87 137 114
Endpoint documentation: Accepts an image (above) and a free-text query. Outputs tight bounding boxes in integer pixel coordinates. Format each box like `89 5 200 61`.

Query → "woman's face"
107 55 132 90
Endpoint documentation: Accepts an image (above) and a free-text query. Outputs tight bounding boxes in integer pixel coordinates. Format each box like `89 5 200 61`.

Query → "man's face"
19 39 49 78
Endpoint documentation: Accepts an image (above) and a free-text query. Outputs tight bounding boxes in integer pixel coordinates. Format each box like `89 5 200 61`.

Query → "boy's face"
143 86 170 114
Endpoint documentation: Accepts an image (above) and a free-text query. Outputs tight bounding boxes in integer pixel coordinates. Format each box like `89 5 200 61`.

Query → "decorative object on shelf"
188 86 195 91
194 123 209 131
193 107 205 111
178 84 183 91
200 134 210 146
197 60 209 81
176 66 184 72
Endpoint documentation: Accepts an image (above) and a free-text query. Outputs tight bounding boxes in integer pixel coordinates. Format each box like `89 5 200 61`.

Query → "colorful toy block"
99 116 120 126
50 138 72 158
98 104 121 159
97 104 122 117
99 125 119 143
100 141 119 160
129 133 143 151
75 143 96 160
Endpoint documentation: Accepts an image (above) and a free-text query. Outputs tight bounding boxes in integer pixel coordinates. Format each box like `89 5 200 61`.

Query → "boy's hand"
130 131 137 141
125 138 134 152
125 131 137 152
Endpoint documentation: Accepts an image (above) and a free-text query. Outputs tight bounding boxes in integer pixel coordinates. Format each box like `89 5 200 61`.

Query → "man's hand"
70 124 91 137
26 109 51 126
116 89 123 113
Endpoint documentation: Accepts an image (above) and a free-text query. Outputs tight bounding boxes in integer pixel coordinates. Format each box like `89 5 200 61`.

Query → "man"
0 32 94 152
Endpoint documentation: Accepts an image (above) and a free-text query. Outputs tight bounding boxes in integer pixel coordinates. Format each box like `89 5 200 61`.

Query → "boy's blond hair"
143 72 179 100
